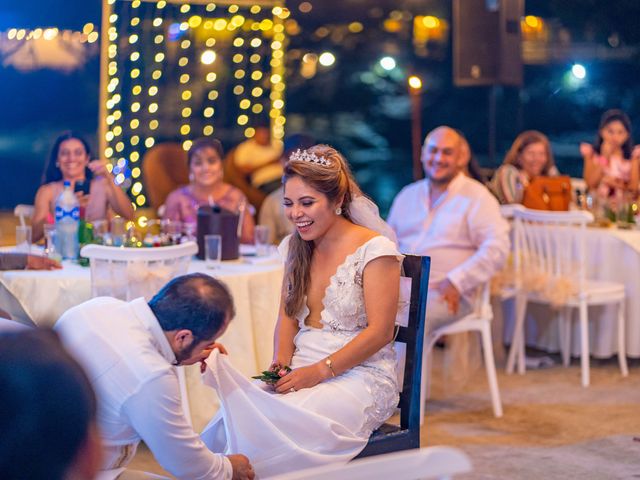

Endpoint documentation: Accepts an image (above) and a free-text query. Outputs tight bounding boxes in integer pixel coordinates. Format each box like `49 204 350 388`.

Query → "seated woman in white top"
201 145 402 477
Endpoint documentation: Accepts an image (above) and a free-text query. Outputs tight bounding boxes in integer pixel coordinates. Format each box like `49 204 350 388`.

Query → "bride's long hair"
283 144 361 317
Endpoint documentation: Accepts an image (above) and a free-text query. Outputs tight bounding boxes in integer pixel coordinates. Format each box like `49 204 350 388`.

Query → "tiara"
289 149 331 167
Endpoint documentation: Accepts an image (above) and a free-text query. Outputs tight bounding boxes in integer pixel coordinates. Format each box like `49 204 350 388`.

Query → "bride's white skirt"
201 329 397 478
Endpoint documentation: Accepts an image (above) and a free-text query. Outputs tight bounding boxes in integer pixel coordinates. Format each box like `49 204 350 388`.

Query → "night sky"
0 1 100 30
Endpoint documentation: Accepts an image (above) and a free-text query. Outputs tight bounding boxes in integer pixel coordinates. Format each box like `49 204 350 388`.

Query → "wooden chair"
141 142 189 211
356 255 430 458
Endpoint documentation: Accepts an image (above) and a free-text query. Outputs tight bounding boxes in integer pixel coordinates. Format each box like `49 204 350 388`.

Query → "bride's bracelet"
324 356 336 378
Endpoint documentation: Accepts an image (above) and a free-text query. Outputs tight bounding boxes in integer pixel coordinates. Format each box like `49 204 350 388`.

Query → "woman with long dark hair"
582 109 639 200
32 131 134 241
201 145 402 477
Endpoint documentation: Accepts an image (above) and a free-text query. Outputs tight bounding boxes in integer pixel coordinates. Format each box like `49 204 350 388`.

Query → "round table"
0 254 284 431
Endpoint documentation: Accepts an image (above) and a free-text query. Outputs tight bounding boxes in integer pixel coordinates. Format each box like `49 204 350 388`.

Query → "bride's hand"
274 363 327 394
269 354 292 372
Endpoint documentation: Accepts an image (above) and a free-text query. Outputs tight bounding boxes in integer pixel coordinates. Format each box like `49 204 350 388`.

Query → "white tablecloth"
502 226 640 359
0 254 284 430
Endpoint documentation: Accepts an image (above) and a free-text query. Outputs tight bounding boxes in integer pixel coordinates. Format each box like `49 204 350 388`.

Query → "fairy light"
100 0 286 206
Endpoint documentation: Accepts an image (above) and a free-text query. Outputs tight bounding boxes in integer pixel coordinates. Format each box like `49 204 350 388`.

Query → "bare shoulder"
349 223 380 244
35 183 55 201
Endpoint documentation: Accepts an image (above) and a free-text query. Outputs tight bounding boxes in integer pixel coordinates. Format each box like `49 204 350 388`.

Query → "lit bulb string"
103 0 120 176
245 5 263 137
270 2 286 141
176 3 193 149
2 26 98 43
130 0 168 205
202 3 220 138
112 1 142 198
101 0 285 208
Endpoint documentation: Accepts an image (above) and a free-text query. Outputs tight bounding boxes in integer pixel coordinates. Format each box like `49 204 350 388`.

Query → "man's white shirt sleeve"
123 373 232 480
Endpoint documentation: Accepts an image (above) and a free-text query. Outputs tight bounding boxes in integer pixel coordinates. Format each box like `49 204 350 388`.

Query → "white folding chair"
271 446 472 480
506 208 628 387
80 241 198 423
13 204 34 225
421 283 503 422
80 242 198 301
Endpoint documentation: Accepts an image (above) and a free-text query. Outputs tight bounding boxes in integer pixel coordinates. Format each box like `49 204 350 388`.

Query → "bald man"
387 126 509 329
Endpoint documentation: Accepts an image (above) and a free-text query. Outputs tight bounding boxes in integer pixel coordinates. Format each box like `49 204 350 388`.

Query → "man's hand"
26 255 62 271
437 278 461 315
199 343 228 373
227 454 255 480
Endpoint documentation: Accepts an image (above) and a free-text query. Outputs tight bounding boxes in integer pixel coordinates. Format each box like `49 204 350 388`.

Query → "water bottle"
55 181 80 260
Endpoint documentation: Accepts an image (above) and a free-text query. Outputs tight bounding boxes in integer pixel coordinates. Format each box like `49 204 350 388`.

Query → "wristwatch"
325 356 336 377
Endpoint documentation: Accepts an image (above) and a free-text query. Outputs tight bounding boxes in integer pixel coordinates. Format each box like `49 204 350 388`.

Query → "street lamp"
408 75 423 180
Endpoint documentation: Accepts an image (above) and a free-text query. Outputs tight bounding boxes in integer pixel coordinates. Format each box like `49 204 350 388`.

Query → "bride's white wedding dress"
201 235 402 478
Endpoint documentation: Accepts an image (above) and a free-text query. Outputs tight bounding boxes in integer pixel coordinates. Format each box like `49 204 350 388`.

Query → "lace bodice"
278 235 403 331
279 234 403 436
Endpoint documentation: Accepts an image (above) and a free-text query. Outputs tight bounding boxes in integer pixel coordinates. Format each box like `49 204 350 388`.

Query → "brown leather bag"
522 176 572 211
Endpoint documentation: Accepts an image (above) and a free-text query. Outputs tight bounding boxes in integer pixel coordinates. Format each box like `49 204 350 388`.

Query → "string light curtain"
99 0 287 208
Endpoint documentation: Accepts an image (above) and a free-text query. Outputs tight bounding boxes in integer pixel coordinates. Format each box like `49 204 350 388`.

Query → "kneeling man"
56 273 254 480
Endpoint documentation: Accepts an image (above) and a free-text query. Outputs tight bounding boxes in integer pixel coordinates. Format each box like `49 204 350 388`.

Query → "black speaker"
453 0 523 87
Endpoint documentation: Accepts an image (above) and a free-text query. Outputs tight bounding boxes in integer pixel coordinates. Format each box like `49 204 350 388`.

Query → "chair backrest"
513 207 593 301
275 446 472 480
141 142 190 210
80 242 198 301
13 204 34 225
499 203 519 220
395 255 431 439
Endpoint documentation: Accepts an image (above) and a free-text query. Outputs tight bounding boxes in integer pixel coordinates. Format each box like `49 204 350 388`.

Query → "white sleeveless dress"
201 235 402 478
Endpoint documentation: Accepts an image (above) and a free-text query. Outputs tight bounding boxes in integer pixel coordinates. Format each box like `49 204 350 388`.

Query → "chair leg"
420 342 433 426
480 321 503 418
618 299 629 378
559 307 572 367
506 293 526 375
425 348 434 400
578 301 590 387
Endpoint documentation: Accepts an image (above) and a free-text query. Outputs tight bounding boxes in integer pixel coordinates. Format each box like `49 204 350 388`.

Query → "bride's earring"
189 173 195 182
335 206 342 216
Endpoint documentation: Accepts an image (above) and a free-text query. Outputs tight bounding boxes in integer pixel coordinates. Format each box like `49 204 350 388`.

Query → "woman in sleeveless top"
201 145 402 477
582 109 639 202
32 132 134 242
163 137 254 244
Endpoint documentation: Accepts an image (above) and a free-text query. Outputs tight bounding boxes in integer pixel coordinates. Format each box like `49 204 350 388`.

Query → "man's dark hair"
148 273 235 342
0 329 97 480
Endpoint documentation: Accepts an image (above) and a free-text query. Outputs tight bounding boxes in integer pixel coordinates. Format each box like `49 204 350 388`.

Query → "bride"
201 145 402 477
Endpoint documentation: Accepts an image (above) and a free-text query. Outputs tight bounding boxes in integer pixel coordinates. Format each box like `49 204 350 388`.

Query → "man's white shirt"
55 297 232 480
387 173 510 299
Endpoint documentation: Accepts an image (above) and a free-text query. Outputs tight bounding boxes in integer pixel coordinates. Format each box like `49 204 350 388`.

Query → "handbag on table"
522 175 572 211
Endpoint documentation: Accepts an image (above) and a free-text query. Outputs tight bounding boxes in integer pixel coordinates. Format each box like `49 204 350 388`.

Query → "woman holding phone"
32 131 134 242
